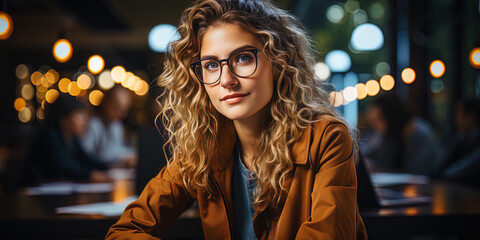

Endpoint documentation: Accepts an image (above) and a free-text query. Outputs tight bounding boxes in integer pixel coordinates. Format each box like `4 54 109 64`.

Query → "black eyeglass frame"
190 49 263 85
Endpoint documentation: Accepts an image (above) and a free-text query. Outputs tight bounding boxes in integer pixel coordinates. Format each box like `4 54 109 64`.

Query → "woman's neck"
233 108 268 170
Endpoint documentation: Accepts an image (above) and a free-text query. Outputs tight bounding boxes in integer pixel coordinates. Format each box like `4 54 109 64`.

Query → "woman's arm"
106 162 196 239
296 122 363 240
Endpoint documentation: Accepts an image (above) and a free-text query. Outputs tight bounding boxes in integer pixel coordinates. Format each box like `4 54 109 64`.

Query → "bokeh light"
314 62 331 81
375 62 390 76
88 55 105 74
122 74 136 89
429 60 445 78
98 70 115 90
380 75 395 91
325 50 351 72
326 5 345 24
344 0 360 13
329 91 343 107
15 64 29 79
352 9 368 26
0 11 13 40
342 86 358 103
148 24 180 52
58 78 71 93
111 66 126 83
89 90 104 106
469 47 480 69
18 107 32 123
14 98 26 111
355 83 367 100
53 39 73 63
350 23 384 51
30 71 43 86
21 84 35 100
366 79 380 96
369 1 386 19
68 81 81 96
133 79 149 96
45 89 60 103
77 73 94 90
45 69 59 84
401 68 416 84
431 79 444 93
36 108 44 120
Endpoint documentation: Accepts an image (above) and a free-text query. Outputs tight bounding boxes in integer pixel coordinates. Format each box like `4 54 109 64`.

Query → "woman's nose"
219 64 239 88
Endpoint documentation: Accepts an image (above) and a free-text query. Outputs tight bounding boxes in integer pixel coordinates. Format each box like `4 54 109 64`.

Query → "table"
360 180 480 239
1 178 479 239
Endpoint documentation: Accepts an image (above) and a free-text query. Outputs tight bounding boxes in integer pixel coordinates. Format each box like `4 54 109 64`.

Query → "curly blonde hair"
157 0 355 207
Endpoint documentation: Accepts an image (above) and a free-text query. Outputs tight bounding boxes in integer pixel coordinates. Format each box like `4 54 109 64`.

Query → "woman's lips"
221 93 250 104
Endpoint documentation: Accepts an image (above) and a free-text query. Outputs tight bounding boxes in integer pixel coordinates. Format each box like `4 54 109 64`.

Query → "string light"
429 60 445 78
401 68 416 84
88 55 105 74
0 11 13 40
53 39 73 63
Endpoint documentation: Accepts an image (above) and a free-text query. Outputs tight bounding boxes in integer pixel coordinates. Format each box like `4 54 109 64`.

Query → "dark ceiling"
1 0 296 51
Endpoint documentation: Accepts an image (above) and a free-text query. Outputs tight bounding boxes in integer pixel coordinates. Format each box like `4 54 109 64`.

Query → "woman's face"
200 23 274 122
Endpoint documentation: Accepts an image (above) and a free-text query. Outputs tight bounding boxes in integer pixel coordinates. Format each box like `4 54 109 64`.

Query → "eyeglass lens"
193 50 258 84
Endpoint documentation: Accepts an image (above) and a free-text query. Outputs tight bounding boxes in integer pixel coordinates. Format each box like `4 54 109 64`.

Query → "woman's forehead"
200 23 261 57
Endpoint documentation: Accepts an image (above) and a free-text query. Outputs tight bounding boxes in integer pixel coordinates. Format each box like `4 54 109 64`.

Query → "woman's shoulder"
306 114 354 170
311 114 350 136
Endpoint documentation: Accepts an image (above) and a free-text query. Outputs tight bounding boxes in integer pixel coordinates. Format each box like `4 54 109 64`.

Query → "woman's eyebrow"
200 45 257 60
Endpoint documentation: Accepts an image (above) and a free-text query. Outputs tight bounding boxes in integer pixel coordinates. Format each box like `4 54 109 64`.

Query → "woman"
107 0 367 239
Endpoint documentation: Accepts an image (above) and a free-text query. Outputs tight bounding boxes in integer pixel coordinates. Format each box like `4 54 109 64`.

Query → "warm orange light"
89 90 104 106
30 71 43 86
58 78 71 93
380 75 395 91
53 39 73 63
122 75 136 89
111 66 126 83
77 73 93 90
14 98 26 111
401 68 416 84
46 69 59 84
88 55 105 74
355 83 367 100
0 11 14 40
45 89 60 104
133 79 149 96
366 79 380 96
469 47 480 69
68 81 81 96
429 60 445 78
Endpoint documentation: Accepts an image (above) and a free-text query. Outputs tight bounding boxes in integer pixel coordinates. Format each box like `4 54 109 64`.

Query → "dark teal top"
232 143 257 240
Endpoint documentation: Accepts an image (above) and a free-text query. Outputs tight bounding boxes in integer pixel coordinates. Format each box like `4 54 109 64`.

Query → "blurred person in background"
361 93 441 175
26 94 109 182
82 85 137 168
436 98 480 187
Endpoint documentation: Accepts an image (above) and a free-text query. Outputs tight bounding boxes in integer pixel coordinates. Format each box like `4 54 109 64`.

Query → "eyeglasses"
190 49 262 85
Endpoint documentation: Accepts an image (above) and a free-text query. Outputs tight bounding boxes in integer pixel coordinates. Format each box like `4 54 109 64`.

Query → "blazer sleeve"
106 162 196 240
296 122 361 240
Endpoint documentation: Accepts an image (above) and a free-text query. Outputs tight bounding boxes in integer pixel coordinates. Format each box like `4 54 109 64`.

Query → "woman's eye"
203 61 219 71
236 54 253 64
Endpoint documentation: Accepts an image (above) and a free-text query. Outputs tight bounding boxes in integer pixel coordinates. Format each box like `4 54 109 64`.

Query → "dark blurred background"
0 0 480 239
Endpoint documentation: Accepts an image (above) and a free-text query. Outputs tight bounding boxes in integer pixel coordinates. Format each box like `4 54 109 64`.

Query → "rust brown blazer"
106 115 368 239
